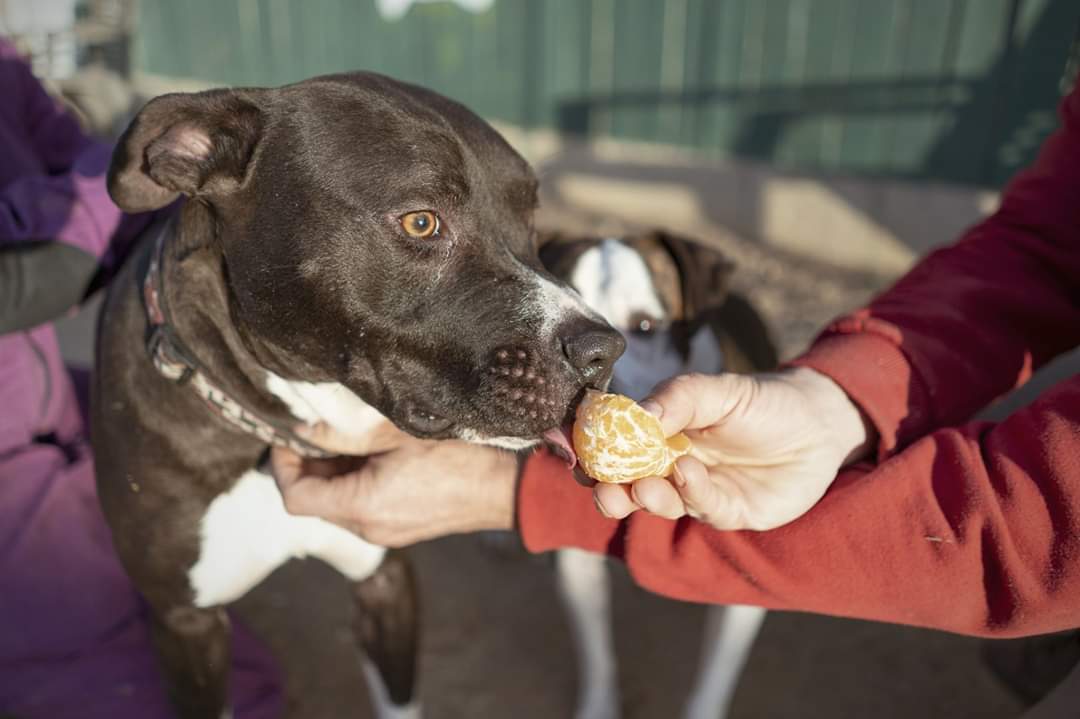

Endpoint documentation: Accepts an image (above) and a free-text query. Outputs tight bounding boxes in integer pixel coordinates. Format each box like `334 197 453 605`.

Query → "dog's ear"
651 230 735 319
108 89 264 212
537 229 600 283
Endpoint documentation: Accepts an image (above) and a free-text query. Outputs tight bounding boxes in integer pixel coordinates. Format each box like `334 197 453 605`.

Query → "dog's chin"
456 418 578 468
455 427 577 469
456 430 541 451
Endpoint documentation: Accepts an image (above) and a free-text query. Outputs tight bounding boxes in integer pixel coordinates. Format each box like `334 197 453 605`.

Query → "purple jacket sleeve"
0 37 156 273
5 39 92 172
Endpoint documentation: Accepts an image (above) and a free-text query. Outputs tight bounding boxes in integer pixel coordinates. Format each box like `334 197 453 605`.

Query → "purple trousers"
0 329 283 719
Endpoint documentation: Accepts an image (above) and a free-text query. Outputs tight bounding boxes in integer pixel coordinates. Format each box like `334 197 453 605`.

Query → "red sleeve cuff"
516 449 621 555
786 328 931 459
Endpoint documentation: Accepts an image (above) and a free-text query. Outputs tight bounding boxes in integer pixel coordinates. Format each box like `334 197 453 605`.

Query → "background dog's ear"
108 89 264 212
537 229 600 283
651 230 735 318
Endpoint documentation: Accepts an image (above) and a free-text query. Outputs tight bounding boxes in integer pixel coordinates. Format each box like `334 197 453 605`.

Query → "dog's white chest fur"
187 376 388 608
188 467 386 607
264 374 387 437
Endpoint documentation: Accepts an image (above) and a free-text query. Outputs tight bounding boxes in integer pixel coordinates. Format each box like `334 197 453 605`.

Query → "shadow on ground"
235 534 1021 719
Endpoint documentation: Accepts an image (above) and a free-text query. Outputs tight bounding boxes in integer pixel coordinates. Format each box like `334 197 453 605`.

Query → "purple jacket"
0 39 281 717
0 37 155 459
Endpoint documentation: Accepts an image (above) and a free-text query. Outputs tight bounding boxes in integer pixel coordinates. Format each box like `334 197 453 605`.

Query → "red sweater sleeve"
790 84 1080 458
519 374 1080 637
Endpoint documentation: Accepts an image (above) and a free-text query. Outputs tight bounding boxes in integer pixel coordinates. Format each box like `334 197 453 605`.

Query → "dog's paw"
374 701 421 719
575 690 620 719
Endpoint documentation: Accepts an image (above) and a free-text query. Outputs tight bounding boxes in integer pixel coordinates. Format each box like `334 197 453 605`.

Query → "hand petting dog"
273 422 517 547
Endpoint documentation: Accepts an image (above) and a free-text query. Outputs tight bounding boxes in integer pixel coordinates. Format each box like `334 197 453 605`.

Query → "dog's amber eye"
400 211 440 239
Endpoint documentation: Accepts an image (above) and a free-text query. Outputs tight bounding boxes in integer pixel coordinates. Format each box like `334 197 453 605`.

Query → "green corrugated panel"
132 0 1079 188
583 0 615 135
378 4 428 90
749 0 789 164
831 0 903 173
234 0 263 85
951 0 1009 75
422 4 476 110
762 0 811 169
541 0 589 129
138 0 197 81
293 0 332 80
493 0 530 125
919 0 1008 185
259 0 291 85
987 0 1077 186
781 0 852 169
611 0 666 142
653 0 689 146
681 0 711 147
696 0 748 157
736 0 767 86
883 0 959 175
464 5 505 121
771 0 823 168
757 0 792 84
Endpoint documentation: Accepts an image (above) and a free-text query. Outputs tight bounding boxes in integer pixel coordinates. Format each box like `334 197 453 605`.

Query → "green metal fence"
135 0 1080 188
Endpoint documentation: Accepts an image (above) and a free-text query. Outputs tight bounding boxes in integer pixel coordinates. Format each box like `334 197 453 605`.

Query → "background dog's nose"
561 322 626 384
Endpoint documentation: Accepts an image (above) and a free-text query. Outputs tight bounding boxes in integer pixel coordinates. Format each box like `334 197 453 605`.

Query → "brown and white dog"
539 229 778 719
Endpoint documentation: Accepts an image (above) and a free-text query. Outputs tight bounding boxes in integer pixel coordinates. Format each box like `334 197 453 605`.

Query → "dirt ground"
234 534 1022 719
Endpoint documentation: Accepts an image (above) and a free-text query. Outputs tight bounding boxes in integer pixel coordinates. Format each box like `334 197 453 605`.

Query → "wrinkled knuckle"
661 373 699 402
685 501 713 523
352 523 376 541
669 372 701 390
281 492 307 516
357 524 393 546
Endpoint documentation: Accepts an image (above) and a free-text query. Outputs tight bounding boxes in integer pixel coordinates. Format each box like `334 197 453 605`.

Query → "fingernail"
671 463 688 489
593 493 612 518
640 400 662 419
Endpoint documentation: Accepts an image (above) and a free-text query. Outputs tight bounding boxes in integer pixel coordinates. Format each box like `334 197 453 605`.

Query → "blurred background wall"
5 0 1080 276
130 0 1077 190
131 0 1080 276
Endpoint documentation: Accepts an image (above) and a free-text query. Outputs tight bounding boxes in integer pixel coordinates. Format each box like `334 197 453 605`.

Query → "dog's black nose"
561 321 626 385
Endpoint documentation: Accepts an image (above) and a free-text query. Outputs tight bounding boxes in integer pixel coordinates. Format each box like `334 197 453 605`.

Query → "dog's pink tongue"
542 426 577 469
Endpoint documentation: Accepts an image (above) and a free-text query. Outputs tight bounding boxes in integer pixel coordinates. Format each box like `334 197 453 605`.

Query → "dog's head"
108 73 624 446
540 229 734 400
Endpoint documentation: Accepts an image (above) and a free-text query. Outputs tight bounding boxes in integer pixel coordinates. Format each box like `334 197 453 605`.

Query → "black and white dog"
539 229 778 719
91 73 626 719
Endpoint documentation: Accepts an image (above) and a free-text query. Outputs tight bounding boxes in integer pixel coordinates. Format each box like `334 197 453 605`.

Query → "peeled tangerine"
572 390 691 484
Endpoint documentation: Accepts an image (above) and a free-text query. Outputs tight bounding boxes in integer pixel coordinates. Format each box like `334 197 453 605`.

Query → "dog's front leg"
682 604 767 719
149 604 233 719
351 549 421 719
556 548 621 719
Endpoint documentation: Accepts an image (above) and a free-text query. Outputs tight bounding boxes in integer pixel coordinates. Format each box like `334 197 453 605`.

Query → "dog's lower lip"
404 404 453 434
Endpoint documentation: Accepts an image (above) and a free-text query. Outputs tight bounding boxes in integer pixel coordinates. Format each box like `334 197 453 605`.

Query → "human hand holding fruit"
584 369 875 530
